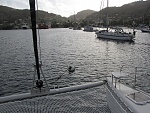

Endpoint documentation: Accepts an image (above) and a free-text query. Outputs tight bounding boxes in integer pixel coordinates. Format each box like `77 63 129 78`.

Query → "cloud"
0 0 71 17
0 0 137 17
0 0 29 9
36 0 72 17
36 0 53 11
37 0 75 17
0 0 99 17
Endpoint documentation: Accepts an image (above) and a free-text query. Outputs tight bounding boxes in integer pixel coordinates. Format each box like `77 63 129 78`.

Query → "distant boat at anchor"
37 23 51 29
83 25 93 32
141 26 150 33
22 23 29 29
73 22 82 30
96 0 136 41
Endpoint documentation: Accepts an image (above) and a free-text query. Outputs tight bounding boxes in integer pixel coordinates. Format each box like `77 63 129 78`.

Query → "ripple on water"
0 29 150 96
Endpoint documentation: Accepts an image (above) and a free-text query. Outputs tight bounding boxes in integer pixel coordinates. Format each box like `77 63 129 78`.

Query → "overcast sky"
0 0 139 17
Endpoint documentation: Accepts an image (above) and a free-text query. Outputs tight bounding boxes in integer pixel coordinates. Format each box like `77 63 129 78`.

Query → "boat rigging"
96 0 136 41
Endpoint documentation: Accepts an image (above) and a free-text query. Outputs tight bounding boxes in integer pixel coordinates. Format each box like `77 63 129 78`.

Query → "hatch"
126 92 150 105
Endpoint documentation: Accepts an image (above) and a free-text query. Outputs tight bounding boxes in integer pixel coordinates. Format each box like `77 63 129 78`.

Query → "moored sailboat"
96 0 136 41
141 26 150 33
83 25 93 32
141 28 150 33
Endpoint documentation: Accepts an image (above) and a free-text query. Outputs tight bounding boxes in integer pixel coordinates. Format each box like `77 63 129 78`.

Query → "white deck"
107 75 150 113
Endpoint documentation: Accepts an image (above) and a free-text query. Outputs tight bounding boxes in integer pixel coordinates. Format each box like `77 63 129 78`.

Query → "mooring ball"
68 66 75 72
68 66 72 70
36 79 43 88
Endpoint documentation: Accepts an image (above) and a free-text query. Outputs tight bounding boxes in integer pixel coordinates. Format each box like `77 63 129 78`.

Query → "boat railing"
117 65 150 94
119 66 147 82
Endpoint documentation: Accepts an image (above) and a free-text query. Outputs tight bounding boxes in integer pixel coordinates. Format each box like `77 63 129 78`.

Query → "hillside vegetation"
0 5 66 23
0 0 150 29
68 9 96 21
87 1 150 26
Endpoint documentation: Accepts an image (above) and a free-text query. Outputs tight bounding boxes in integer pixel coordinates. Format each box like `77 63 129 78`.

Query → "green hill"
0 5 66 24
86 1 150 26
68 9 96 21
0 0 150 29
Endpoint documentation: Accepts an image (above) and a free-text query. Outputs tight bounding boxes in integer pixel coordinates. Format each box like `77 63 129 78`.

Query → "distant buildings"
0 18 52 30
37 23 51 29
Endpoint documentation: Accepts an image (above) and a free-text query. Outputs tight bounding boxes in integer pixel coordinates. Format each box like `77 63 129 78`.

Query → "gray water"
0 28 150 96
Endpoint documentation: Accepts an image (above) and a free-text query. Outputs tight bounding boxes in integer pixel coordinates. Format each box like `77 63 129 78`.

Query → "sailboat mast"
106 0 109 31
74 11 75 22
29 0 41 80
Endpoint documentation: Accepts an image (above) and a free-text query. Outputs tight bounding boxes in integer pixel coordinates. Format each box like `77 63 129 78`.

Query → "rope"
31 67 37 91
49 69 69 84
40 66 50 89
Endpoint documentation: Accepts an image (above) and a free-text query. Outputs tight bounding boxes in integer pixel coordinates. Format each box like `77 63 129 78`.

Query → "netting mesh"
0 86 111 113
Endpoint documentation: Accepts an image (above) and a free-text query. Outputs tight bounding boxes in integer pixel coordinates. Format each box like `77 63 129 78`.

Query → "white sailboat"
96 0 136 41
141 23 150 33
73 11 82 30
83 25 93 32
83 15 93 32
106 67 150 113
141 27 150 33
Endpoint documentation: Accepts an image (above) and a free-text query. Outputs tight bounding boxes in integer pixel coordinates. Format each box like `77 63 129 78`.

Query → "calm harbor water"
0 28 150 97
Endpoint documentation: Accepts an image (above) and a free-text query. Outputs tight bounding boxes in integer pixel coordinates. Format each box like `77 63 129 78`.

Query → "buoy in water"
68 66 75 73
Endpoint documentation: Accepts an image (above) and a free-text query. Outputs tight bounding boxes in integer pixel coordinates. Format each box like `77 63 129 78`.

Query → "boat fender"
36 79 43 88
68 66 75 73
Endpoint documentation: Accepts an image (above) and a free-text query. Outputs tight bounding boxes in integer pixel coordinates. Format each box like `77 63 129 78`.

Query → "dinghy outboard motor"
68 66 75 73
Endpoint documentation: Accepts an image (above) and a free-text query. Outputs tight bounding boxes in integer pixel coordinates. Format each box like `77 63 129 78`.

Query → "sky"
0 0 139 17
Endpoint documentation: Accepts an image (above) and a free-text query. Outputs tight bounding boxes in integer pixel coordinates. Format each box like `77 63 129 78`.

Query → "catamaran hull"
106 75 150 113
96 33 134 41
106 85 127 113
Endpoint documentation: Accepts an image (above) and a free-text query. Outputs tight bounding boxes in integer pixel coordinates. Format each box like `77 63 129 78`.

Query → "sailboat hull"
96 32 134 41
83 26 93 32
141 28 150 33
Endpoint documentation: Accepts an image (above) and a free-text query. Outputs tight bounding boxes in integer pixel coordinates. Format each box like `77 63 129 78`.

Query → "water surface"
0 28 150 96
